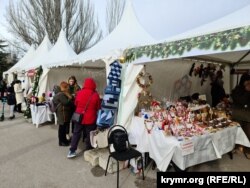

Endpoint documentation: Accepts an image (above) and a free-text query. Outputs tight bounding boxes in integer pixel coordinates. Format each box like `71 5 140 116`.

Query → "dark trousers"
67 105 76 134
58 122 70 144
17 103 22 112
70 122 96 152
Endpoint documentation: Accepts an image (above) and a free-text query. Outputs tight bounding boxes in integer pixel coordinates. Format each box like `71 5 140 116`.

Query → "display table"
129 116 250 171
30 104 53 128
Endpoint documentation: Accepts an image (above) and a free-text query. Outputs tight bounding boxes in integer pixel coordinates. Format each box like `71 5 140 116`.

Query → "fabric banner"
97 60 122 128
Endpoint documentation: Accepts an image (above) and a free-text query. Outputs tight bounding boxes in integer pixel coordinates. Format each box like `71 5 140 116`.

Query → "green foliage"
24 65 43 119
32 66 43 96
24 103 31 119
125 26 250 62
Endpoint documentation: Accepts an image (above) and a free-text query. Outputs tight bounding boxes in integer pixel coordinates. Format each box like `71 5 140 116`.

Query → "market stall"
129 116 250 171
118 61 248 171
115 5 250 171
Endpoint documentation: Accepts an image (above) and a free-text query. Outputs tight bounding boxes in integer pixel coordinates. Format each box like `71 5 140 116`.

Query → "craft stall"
123 64 250 171
129 106 250 171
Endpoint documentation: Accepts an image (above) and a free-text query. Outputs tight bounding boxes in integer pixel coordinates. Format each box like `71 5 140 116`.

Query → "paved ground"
0 105 250 188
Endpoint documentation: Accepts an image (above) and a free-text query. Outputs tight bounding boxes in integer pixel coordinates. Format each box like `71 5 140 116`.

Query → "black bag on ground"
72 112 83 124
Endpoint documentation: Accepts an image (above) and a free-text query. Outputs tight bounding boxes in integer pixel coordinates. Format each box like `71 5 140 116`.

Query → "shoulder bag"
72 92 95 124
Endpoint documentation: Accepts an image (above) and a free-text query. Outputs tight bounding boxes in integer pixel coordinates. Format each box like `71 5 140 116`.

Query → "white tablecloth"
30 104 52 128
129 116 250 171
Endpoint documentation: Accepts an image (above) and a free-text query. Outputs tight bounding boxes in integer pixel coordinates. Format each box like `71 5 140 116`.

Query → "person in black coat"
231 73 250 109
7 81 16 119
231 72 250 158
211 70 226 107
0 79 7 100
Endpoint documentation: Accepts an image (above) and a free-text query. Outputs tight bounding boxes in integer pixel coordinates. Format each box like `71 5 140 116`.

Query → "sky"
1 0 250 45
0 0 10 39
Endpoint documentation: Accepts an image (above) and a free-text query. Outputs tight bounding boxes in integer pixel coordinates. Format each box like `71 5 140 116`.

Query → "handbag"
96 128 109 148
72 92 95 124
91 129 109 148
72 112 83 124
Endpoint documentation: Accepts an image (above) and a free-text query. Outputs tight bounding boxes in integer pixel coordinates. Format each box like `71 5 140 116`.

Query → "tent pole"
233 50 250 67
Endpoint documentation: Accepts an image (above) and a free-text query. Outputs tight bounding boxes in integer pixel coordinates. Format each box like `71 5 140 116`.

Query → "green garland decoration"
24 66 43 119
32 66 43 96
24 99 31 119
125 26 250 62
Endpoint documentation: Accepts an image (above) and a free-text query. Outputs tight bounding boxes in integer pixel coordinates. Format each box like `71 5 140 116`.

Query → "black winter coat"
7 86 16 105
53 92 74 125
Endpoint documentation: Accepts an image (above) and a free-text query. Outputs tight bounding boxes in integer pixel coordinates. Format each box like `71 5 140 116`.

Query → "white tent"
3 45 36 83
43 30 77 67
23 35 53 71
118 5 250 130
34 30 106 97
41 0 156 99
129 4 250 65
162 4 250 43
58 0 156 72
134 0 250 40
7 45 36 74
34 0 157 129
129 3 250 76
54 0 156 128
36 30 80 96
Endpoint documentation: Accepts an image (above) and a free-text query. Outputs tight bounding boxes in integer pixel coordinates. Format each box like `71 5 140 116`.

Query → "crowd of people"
0 79 25 120
51 76 101 158
210 71 250 110
0 76 101 159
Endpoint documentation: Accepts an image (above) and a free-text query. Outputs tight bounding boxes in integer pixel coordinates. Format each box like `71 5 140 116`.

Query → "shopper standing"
14 80 24 113
67 78 101 158
7 81 16 119
67 76 81 136
53 82 73 146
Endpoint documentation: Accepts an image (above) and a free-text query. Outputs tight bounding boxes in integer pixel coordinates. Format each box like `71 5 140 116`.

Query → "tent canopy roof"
126 5 250 66
23 35 52 70
162 4 250 43
43 29 77 67
7 45 35 73
62 0 156 67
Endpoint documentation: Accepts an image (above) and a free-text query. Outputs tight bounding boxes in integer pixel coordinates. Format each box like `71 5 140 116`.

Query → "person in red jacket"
67 78 101 158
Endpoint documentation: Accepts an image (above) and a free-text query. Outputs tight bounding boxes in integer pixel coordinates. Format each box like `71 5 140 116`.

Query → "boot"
0 115 4 121
9 115 15 120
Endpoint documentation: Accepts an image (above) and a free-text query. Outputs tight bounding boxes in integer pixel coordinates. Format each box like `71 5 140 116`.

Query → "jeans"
70 122 96 152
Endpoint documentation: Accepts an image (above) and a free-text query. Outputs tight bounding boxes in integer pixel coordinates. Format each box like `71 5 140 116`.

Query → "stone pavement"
0 105 250 188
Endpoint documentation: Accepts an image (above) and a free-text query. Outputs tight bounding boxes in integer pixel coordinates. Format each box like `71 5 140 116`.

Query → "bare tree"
0 39 11 79
106 0 125 34
6 0 102 54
